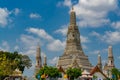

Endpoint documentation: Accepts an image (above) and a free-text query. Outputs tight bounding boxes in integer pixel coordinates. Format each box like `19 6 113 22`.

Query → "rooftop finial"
71 5 74 11
70 5 76 25
97 51 102 70
98 51 100 56
37 42 40 47
72 6 74 10
109 45 112 48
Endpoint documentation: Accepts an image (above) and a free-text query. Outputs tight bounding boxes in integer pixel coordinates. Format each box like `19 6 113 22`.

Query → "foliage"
0 54 16 75
93 75 97 79
36 66 61 79
0 51 32 79
66 68 82 80
111 68 120 80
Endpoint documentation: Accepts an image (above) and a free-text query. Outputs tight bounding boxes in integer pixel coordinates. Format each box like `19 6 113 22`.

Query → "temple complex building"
33 7 117 80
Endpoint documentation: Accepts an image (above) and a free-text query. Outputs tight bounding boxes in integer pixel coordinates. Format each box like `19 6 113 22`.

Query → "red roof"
58 66 65 74
90 65 107 78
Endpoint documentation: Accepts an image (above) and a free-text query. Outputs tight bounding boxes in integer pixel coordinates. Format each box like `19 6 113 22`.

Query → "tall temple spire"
57 7 92 71
64 6 83 55
97 51 102 70
108 46 115 67
35 44 42 73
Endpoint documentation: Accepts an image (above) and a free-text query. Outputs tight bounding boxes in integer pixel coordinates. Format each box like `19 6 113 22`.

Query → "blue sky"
0 0 120 78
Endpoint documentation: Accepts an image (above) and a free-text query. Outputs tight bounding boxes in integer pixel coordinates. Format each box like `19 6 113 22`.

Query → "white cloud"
75 0 117 27
13 8 20 15
55 25 68 36
2 41 10 51
29 13 41 19
89 50 100 55
20 34 40 55
63 0 72 7
0 41 10 51
27 27 65 52
90 31 101 37
20 34 47 57
80 36 90 43
91 31 120 44
0 7 20 27
47 40 65 51
0 8 9 27
27 28 53 41
48 57 59 65
102 31 120 44
61 0 118 27
57 0 72 7
21 35 39 46
14 45 19 50
81 44 87 49
111 21 120 30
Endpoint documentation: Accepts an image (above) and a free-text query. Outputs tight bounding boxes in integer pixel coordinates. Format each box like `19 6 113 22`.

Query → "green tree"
0 53 17 79
37 66 61 79
66 68 82 80
0 51 32 79
93 75 97 80
16 54 32 72
111 68 120 80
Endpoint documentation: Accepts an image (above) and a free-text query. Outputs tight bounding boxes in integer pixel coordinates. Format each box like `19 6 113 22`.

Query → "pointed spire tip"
109 45 112 48
72 6 74 10
71 5 74 12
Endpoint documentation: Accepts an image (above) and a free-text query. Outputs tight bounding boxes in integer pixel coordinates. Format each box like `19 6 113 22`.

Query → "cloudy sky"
0 0 120 77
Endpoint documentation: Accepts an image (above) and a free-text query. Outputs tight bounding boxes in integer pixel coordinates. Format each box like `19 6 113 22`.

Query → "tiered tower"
97 52 102 70
103 46 115 78
57 7 93 71
43 55 47 66
35 45 42 73
108 46 115 68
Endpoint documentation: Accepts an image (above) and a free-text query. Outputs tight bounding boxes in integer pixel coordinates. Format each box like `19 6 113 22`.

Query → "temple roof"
12 68 22 76
90 66 107 78
58 66 65 73
82 70 90 75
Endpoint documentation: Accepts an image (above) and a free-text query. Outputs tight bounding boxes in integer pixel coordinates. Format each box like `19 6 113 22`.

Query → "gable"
94 72 106 79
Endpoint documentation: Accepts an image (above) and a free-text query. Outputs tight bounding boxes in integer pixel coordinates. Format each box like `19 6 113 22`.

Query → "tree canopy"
111 68 120 80
66 68 82 80
0 51 32 78
36 66 61 79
